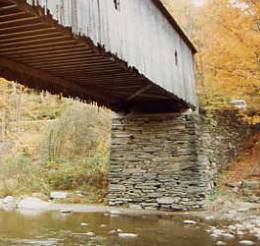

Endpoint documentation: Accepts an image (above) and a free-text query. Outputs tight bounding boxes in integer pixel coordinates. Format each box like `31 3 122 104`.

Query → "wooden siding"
28 0 197 107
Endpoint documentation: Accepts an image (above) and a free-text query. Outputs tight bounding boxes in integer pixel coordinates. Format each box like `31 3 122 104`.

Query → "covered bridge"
0 0 213 211
0 0 197 112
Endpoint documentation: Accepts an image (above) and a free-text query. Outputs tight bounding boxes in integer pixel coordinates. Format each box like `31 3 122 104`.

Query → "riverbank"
194 194 260 245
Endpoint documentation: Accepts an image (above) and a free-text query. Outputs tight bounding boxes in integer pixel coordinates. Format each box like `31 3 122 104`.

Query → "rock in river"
216 241 227 246
3 196 15 204
80 222 89 227
222 233 235 240
183 220 197 225
17 197 49 210
2 196 16 210
239 240 255 246
85 232 95 237
118 233 138 239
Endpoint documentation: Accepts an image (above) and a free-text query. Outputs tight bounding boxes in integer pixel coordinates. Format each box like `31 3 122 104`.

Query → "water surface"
0 210 240 245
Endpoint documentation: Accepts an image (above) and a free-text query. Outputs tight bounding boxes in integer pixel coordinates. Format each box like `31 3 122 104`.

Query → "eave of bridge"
0 0 190 112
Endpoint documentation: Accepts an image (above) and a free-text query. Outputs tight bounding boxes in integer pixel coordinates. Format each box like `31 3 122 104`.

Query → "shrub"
0 155 48 196
0 101 111 203
39 102 111 197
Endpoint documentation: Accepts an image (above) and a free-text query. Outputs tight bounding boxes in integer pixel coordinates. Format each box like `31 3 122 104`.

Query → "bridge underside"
0 0 189 113
0 1 246 212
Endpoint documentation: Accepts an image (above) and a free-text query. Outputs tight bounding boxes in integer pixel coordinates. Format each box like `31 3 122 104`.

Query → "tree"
163 0 260 124
199 0 260 123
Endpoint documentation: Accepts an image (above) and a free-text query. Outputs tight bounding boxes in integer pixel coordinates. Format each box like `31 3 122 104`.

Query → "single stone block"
129 204 142 209
156 197 176 205
109 184 126 192
242 180 259 189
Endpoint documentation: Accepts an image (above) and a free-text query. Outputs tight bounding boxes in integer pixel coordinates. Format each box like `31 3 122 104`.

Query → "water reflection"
0 210 239 245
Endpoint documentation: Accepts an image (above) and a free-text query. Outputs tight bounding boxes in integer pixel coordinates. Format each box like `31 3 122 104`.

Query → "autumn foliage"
224 132 260 181
163 0 260 124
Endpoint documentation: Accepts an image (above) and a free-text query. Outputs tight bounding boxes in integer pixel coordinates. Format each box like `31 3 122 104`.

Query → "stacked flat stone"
108 110 251 211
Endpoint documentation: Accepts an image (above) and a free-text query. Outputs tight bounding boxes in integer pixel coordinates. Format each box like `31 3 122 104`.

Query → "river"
0 210 246 246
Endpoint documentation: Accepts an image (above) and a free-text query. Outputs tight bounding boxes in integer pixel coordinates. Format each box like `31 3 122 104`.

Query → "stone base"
108 110 251 210
108 111 215 210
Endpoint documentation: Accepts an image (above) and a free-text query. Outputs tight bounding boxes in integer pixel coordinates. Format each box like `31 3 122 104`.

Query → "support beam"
126 85 152 101
0 56 118 107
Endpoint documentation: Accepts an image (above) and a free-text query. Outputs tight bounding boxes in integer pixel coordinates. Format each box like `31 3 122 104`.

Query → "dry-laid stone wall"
108 110 251 211
200 110 251 172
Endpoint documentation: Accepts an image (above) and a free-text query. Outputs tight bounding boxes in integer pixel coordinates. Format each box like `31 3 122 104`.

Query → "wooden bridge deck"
0 0 193 112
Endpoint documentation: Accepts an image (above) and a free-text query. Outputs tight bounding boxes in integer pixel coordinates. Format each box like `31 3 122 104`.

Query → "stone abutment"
108 110 250 210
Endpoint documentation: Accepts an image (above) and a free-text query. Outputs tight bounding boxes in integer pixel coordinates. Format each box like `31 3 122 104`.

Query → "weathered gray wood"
28 0 197 107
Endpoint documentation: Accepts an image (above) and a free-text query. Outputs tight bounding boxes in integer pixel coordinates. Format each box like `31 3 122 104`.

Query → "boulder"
2 196 16 211
3 196 15 204
17 197 49 210
50 191 68 199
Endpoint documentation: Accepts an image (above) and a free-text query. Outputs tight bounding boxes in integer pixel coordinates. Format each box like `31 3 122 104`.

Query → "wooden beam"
0 11 30 20
0 35 71 48
2 45 87 57
0 56 117 105
18 53 94 64
32 60 115 69
0 4 17 11
0 15 39 27
0 31 62 42
32 63 117 71
0 27 56 38
0 22 48 32
126 85 152 101
60 71 133 79
0 39 79 51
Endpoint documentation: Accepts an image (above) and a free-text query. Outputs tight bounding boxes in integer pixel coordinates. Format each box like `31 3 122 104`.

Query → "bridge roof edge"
153 0 197 54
